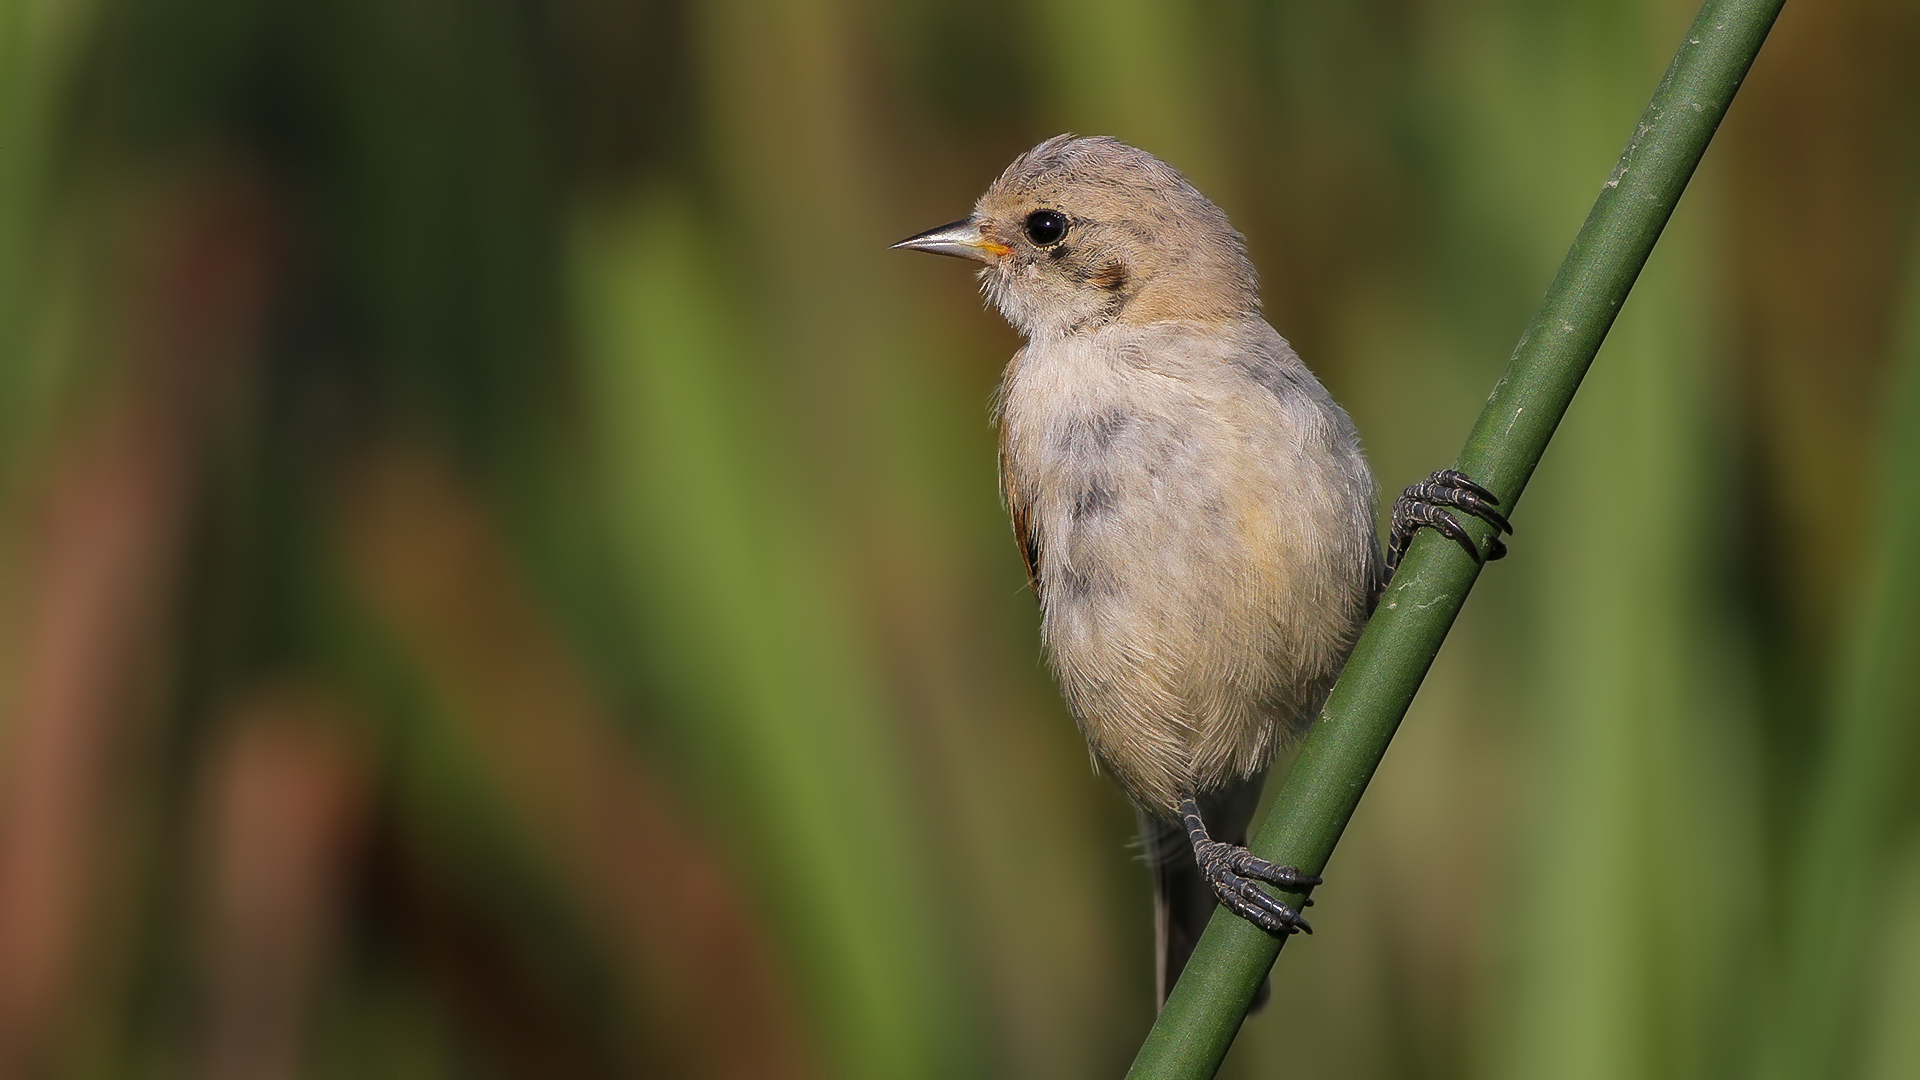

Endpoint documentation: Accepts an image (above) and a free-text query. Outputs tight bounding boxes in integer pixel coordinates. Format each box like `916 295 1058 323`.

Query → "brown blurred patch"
196 686 371 1080
1724 0 1920 635
0 166 279 1074
334 447 814 1080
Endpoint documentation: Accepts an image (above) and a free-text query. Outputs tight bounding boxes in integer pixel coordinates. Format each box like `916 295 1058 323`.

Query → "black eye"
1024 209 1069 246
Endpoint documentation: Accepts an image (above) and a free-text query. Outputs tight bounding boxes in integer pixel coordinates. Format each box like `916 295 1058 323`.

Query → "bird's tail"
1140 774 1270 1011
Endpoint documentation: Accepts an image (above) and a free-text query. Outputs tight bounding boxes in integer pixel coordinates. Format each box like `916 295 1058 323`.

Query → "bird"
894 135 1509 1007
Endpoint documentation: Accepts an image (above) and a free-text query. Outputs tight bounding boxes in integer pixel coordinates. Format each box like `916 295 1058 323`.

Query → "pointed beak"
890 217 1012 262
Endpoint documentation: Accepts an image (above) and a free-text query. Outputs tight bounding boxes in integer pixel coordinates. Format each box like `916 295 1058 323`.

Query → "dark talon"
1448 473 1499 504
1387 468 1514 574
1179 796 1316 937
1236 852 1321 890
1219 869 1314 935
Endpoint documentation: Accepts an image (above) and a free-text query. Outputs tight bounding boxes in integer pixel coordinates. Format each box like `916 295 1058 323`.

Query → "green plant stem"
1125 0 1787 1074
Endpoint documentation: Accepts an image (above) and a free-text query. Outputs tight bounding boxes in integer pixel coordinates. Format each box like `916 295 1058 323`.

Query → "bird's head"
894 135 1260 339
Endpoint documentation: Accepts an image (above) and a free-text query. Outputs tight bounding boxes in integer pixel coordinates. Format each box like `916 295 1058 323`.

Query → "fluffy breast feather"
994 318 1379 814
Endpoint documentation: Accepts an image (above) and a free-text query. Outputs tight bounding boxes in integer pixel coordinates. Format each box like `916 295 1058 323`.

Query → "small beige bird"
896 135 1507 1004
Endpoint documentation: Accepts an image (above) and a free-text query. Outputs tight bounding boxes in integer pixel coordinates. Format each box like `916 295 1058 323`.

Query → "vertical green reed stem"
1769 214 1920 1080
1127 0 1787 1074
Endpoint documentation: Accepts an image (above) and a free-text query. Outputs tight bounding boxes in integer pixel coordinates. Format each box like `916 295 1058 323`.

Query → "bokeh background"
1 0 1917 1076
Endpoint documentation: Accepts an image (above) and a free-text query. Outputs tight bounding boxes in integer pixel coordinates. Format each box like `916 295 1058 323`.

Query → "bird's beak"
890 217 1011 262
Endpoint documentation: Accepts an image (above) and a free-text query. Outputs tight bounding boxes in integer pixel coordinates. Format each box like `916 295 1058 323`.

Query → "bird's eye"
1024 209 1069 246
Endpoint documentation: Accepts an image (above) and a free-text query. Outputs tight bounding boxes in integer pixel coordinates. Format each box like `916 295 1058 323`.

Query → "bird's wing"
998 439 1041 595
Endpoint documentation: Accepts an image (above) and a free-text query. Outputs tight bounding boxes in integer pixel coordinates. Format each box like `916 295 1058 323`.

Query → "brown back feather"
998 433 1041 594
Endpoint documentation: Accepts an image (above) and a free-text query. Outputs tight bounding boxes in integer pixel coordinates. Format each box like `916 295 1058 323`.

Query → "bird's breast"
994 322 1378 809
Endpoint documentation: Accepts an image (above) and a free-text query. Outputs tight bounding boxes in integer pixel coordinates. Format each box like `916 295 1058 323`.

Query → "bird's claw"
1192 838 1318 936
1387 468 1513 573
1179 795 1319 936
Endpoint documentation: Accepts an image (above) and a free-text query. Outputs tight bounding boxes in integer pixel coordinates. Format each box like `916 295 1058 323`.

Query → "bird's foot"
1387 469 1513 574
1180 797 1320 936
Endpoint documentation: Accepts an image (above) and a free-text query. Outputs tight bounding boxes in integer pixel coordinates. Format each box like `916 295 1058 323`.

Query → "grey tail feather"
1140 774 1272 1012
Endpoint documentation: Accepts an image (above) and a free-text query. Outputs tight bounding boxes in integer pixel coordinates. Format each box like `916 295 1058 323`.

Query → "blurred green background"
1 0 1917 1076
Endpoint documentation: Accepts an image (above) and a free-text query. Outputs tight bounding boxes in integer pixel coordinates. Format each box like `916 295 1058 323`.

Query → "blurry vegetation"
0 0 1915 1078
